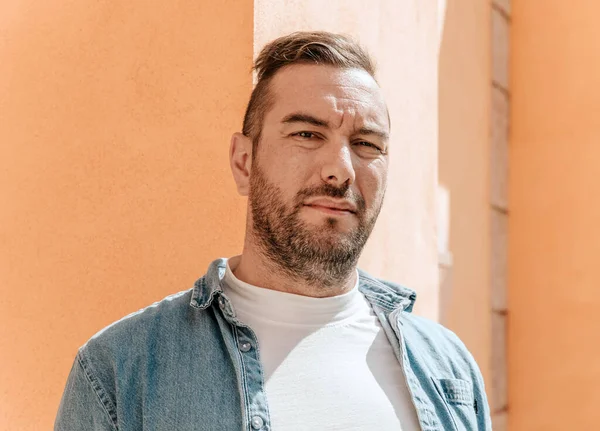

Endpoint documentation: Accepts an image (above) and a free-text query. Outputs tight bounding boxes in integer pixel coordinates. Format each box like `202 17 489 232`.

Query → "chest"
233 309 422 430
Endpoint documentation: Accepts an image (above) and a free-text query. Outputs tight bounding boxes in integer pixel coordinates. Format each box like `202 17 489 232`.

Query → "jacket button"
239 341 252 352
251 416 264 429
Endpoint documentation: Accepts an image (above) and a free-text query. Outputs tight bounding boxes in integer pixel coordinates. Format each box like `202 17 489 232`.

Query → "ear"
229 132 253 196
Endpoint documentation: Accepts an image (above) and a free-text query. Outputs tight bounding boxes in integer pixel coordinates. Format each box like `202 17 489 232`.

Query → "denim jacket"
55 258 492 431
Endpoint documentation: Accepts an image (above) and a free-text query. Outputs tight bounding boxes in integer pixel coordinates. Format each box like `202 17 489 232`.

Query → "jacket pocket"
431 377 478 431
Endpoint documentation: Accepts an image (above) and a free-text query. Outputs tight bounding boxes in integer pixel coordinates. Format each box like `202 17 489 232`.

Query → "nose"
319 141 356 187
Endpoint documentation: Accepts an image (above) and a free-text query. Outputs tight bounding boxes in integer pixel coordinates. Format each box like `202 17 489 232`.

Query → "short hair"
241 31 377 149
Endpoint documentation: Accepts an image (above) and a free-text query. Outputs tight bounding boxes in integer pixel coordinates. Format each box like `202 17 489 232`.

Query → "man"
55 31 491 430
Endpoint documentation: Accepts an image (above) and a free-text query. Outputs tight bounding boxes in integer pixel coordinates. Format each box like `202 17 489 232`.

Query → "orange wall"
0 1 252 429
438 0 492 387
510 1 600 429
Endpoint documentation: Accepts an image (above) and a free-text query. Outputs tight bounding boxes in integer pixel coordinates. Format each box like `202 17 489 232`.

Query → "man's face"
248 64 390 286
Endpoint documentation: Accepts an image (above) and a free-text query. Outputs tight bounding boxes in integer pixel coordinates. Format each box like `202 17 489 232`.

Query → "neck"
233 239 358 298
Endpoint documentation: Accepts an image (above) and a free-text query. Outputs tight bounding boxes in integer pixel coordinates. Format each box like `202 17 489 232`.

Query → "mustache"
294 183 366 212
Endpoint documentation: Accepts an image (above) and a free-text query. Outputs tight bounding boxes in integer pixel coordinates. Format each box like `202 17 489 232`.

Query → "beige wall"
510 1 600 429
0 1 253 429
255 0 440 319
438 0 492 387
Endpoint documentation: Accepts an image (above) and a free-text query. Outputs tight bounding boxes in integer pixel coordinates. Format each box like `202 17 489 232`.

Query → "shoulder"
360 271 474 367
403 313 466 349
79 288 194 360
359 271 480 375
73 288 197 396
401 313 482 380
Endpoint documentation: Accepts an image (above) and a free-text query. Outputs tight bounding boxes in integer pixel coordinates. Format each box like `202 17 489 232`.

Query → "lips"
303 198 357 213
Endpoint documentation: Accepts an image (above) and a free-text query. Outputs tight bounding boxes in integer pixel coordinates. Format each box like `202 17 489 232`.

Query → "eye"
355 141 385 154
292 131 316 139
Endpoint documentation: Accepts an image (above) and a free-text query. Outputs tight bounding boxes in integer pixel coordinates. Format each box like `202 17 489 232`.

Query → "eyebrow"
281 112 389 141
282 113 329 128
356 126 389 142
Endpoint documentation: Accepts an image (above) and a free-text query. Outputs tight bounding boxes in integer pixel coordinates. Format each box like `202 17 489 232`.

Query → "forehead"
266 64 389 130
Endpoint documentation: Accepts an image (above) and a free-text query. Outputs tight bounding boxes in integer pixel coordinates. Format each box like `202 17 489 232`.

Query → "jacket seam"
366 296 396 312
77 350 119 431
232 327 252 431
436 378 474 404
431 377 460 431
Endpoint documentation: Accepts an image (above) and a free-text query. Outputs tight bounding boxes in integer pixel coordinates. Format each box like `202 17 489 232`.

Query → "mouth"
303 204 355 216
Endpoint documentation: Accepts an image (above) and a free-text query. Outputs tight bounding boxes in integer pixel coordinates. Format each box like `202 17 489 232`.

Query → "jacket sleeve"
54 353 117 431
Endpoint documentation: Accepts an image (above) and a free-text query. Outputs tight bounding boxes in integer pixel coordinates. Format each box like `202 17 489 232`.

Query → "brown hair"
242 31 377 148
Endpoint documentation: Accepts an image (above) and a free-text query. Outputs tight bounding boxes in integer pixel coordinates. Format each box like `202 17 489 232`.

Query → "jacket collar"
190 258 228 309
190 258 417 313
357 268 417 313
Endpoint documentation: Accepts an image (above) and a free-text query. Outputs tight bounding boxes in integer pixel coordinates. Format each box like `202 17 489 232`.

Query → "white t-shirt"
222 257 421 431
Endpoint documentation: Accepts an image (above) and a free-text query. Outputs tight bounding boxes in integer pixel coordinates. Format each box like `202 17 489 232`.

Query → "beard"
248 162 384 288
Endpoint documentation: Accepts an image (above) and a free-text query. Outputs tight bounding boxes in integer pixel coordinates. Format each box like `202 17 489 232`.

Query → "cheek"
266 150 319 191
260 139 314 174
258 160 309 205
357 164 387 204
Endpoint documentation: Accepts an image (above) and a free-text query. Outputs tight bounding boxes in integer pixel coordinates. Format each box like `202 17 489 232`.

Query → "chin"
302 213 355 228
